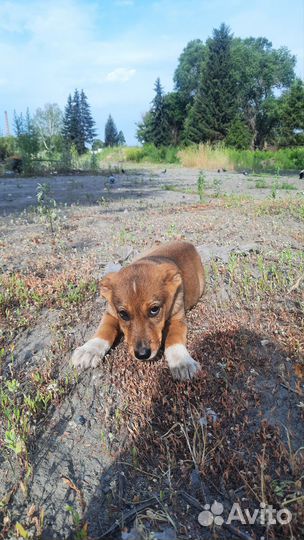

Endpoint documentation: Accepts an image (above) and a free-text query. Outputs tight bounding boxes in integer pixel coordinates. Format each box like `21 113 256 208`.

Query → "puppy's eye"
118 310 130 321
149 305 161 317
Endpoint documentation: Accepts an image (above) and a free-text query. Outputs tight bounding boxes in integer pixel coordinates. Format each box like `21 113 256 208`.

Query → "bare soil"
0 167 303 540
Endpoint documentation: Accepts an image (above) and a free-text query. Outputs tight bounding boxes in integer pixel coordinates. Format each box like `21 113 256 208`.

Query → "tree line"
137 24 304 149
0 90 125 160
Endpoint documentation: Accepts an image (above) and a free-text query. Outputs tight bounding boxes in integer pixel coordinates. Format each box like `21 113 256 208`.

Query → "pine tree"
117 130 126 146
104 115 119 147
184 24 238 143
62 94 73 142
62 89 97 153
149 78 170 147
225 115 252 149
71 89 83 152
80 90 97 145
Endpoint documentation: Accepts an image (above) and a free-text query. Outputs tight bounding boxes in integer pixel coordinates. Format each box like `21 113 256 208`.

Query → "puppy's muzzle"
134 342 152 361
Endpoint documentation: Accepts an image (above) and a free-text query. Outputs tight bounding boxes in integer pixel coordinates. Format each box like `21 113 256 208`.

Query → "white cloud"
0 0 179 142
105 67 136 82
1 0 301 143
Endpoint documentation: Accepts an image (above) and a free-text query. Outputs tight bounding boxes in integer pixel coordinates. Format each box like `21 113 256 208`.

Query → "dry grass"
178 144 234 170
1 173 303 539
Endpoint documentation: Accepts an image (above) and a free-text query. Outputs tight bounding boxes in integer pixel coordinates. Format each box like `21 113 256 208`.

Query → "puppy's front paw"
71 338 110 370
165 344 201 381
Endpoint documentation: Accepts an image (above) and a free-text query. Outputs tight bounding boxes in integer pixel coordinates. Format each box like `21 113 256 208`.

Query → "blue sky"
0 0 303 144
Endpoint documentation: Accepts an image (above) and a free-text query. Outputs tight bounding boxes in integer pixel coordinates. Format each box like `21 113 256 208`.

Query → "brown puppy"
72 241 205 380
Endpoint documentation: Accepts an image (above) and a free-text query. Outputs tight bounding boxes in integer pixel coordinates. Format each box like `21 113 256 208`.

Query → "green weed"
279 182 297 190
255 178 268 188
162 184 178 191
256 198 304 221
197 172 206 203
62 280 97 305
271 180 278 199
221 193 252 207
212 177 222 197
36 182 58 234
166 223 179 238
0 370 70 464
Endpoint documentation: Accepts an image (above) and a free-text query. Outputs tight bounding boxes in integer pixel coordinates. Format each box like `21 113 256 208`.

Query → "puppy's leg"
72 312 119 370
165 317 201 381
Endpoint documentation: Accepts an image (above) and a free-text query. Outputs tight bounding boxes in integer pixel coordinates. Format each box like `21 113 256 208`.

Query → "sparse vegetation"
1 10 303 539
255 178 268 188
197 171 206 202
36 182 58 233
0 166 303 539
1 141 303 176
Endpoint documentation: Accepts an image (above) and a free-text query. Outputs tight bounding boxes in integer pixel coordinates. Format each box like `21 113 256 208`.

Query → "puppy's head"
100 262 182 361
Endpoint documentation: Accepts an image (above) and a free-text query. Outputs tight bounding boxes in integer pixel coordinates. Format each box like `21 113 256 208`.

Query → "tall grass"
178 144 233 170
5 143 303 176
74 145 179 168
178 145 304 171
227 147 304 171
75 144 304 171
125 144 179 163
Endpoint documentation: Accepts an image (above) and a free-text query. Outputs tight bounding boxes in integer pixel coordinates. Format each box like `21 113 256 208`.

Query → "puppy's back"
139 241 205 310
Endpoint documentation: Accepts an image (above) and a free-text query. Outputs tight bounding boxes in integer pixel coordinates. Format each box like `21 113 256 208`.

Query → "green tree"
92 139 104 150
172 40 206 143
184 24 237 144
62 91 80 150
14 108 39 156
62 90 96 153
117 130 126 146
147 78 171 146
33 103 63 153
174 39 206 101
255 97 281 148
136 111 154 145
104 115 119 147
225 115 252 149
163 92 186 145
80 90 97 146
277 79 304 146
70 89 83 153
62 94 73 142
136 26 297 149
137 89 184 146
0 136 16 160
231 37 295 148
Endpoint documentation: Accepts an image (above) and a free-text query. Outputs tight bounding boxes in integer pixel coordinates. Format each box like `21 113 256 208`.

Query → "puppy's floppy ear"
100 272 117 300
161 264 182 290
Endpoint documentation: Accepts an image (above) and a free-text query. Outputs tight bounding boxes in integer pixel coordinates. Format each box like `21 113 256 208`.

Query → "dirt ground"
0 166 303 540
0 166 303 215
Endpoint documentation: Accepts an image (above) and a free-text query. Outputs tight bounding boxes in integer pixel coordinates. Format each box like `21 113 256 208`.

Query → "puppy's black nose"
134 345 151 360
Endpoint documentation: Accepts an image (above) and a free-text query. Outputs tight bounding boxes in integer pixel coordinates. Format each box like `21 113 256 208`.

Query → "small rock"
77 415 86 425
261 339 270 347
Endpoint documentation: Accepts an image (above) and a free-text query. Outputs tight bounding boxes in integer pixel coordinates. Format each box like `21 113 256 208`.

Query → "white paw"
165 344 201 381
71 338 110 370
